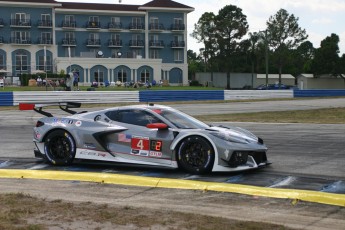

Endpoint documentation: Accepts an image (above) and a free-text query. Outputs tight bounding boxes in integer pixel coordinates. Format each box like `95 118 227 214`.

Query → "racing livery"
20 102 269 174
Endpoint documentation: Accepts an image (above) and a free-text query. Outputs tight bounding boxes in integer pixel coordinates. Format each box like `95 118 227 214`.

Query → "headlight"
210 132 248 144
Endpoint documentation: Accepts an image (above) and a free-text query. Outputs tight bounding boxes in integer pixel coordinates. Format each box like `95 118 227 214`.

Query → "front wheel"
177 136 214 174
44 130 76 165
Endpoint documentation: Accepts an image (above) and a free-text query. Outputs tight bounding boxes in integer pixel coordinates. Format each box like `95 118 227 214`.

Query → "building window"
64 15 75 27
11 31 30 43
140 69 150 82
89 16 99 23
149 49 160 59
38 55 52 71
0 54 4 69
94 70 104 83
111 17 120 24
40 14 51 27
117 68 127 82
11 13 30 26
15 53 28 71
174 50 183 62
131 17 142 29
40 32 51 44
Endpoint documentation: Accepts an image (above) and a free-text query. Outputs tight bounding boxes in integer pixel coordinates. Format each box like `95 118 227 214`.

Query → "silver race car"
20 102 269 174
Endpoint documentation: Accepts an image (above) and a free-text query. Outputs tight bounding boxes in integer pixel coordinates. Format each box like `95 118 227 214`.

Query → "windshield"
149 107 209 129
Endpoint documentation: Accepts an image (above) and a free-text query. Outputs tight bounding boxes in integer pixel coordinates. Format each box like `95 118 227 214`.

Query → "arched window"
117 68 127 82
140 68 150 82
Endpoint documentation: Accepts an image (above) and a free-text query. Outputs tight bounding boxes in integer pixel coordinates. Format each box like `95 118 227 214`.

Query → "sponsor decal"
118 133 132 143
139 150 149 156
34 131 41 139
79 150 107 158
52 119 73 125
75 121 82 127
149 151 162 158
84 143 97 149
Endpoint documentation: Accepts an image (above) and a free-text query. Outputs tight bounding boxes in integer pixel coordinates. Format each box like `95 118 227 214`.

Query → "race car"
20 102 269 174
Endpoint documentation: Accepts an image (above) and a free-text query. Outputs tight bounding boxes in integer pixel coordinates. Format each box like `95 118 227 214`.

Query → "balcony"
86 21 100 30
10 37 32 45
0 19 4 27
37 20 52 28
38 38 53 45
108 39 122 47
149 23 165 31
171 41 185 48
86 39 101 47
171 23 185 31
129 40 144 47
149 40 164 48
62 39 76 46
10 19 31 28
62 21 76 29
129 23 144 30
108 22 122 31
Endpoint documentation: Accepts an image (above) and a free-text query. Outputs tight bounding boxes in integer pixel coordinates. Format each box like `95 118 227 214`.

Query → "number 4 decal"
131 137 149 150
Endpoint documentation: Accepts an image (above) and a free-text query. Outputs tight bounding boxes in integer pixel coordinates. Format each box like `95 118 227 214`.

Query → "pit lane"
0 103 345 206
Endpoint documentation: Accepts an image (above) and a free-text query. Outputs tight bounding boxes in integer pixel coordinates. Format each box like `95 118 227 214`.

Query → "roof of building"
57 2 142 12
0 0 57 3
0 0 193 12
141 0 193 9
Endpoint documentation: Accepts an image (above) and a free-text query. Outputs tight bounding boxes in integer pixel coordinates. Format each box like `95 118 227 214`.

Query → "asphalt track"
0 98 345 207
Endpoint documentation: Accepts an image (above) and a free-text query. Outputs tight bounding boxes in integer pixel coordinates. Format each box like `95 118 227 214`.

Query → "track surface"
1 100 345 194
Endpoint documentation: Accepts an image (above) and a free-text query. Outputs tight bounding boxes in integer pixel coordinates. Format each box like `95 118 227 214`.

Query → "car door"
104 108 176 165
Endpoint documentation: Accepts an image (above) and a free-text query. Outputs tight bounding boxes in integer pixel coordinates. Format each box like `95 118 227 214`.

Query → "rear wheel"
44 130 76 165
177 136 214 174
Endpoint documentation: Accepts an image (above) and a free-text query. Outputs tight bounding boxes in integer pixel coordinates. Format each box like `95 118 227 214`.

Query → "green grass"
195 107 345 124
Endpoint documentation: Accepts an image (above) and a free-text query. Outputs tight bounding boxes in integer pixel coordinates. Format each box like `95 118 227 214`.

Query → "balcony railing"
62 39 76 46
108 39 122 47
149 23 165 31
38 38 53 45
86 39 101 46
171 41 185 48
62 21 76 29
129 40 144 47
10 37 31 45
129 23 144 30
108 22 122 30
171 23 185 31
10 19 31 27
37 20 52 28
149 40 164 48
86 21 100 29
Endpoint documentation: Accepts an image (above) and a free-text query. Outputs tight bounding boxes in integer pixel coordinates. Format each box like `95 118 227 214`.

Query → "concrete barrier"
2 89 345 106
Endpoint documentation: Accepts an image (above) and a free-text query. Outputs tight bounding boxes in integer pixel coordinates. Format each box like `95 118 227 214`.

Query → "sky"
58 0 345 55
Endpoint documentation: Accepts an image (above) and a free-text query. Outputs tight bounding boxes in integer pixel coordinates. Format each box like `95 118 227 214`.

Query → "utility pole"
264 30 269 86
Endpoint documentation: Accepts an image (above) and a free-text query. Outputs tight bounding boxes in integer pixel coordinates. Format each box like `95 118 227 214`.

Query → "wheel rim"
181 140 210 169
48 136 72 160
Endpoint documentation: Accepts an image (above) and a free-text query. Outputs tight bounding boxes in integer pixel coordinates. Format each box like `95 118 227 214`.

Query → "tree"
191 12 217 72
215 5 248 89
266 9 308 86
311 33 340 76
187 49 203 80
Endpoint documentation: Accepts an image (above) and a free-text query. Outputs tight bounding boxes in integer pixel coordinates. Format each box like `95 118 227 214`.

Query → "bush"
189 80 201 86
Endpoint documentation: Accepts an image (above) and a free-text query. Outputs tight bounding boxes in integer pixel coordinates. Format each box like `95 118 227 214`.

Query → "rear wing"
19 102 84 117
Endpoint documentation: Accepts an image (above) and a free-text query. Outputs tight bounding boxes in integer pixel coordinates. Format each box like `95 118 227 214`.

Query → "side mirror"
146 123 168 130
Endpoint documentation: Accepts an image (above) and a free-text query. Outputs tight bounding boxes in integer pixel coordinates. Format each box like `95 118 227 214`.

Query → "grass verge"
195 108 345 124
0 193 293 230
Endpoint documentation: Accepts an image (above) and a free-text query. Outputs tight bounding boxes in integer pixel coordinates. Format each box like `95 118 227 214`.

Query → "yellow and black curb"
0 169 344 207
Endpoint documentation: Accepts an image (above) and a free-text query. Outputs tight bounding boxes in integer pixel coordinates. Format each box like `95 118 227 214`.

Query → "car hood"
206 125 259 144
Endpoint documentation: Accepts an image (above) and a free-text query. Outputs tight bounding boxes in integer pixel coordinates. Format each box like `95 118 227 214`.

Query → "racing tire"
177 136 215 174
44 130 76 166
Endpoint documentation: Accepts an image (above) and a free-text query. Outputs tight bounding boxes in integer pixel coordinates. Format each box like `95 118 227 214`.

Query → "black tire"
44 130 76 165
177 136 214 174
